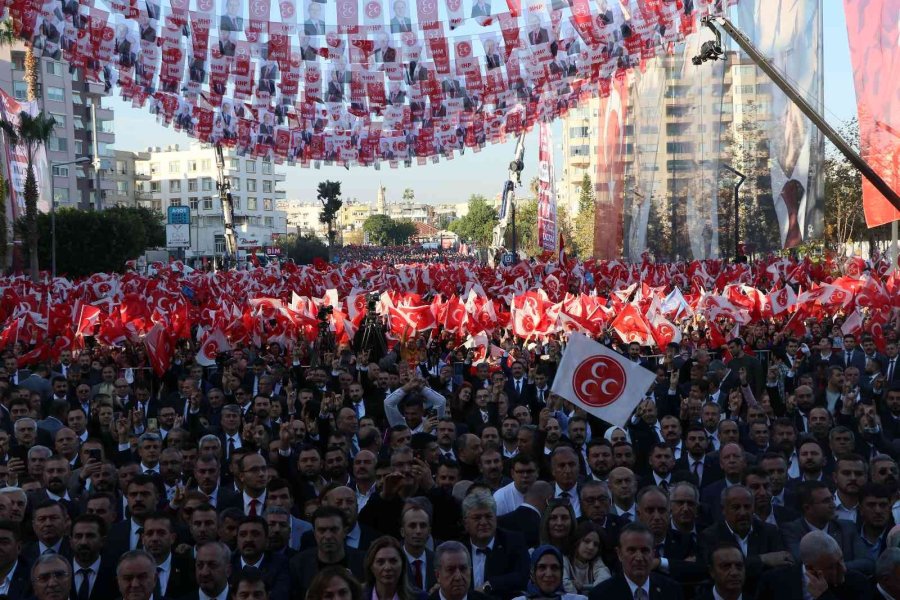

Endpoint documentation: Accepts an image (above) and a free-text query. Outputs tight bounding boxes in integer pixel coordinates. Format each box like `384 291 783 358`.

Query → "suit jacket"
588 573 684 600
230 552 290 600
780 518 874 576
71 556 118 600
497 505 542 548
830 349 866 372
5 559 32 600
406 549 437 594
466 528 530 600
698 478 735 517
699 519 784 593
658 529 706 586
23 538 73 564
105 519 135 559
756 565 872 600
161 554 195 598
288 547 365 600
675 454 723 490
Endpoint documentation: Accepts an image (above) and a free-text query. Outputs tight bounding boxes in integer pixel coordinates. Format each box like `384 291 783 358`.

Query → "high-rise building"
108 150 151 208
136 143 287 258
0 43 116 210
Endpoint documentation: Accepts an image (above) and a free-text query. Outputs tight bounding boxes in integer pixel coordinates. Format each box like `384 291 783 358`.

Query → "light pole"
720 164 746 261
50 156 91 278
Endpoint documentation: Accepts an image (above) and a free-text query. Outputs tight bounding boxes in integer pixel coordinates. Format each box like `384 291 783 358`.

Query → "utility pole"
90 102 103 210
721 164 746 261
698 16 900 213
215 143 238 268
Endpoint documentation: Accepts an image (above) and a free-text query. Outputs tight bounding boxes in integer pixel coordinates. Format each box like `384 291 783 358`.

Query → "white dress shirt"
555 483 581 517
130 518 144 550
725 521 752 556
624 575 651 599
156 553 172 596
470 537 495 587
404 548 427 588
493 482 525 517
243 490 267 515
73 556 101 597
833 492 858 523
0 560 18 595
200 584 230 600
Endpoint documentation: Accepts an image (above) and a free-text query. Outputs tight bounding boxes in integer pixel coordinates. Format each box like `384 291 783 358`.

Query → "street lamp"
720 164 746 261
50 157 91 278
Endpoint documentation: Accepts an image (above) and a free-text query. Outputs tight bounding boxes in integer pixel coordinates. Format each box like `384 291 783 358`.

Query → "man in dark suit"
880 383 900 439
875 548 900 600
142 513 196 599
232 516 290 600
780 481 874 576
106 475 160 559
289 507 365 600
699 443 746 516
23 500 73 564
698 486 791 596
400 505 436 594
832 335 866 371
428 541 492 600
695 543 745 600
0 521 31 600
177 541 231 600
675 426 723 490
743 467 800 527
462 489 529 600
497 480 551 549
588 523 684 600
71 514 118 600
756 530 871 600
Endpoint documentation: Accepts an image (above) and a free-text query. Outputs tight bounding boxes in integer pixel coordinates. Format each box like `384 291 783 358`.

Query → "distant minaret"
376 185 387 215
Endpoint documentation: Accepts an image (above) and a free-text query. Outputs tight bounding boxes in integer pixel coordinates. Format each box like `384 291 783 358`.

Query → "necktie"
692 460 702 482
621 512 633 523
249 498 258 516
538 389 544 403
659 479 669 492
42 547 56 555
846 351 851 367
634 587 648 600
228 437 236 459
136 527 144 549
889 359 895 382
558 490 570 502
476 547 491 555
516 380 521 394
77 568 91 600
412 559 424 589
154 567 163 600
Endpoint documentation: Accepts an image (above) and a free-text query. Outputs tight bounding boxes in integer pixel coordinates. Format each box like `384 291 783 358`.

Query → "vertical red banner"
594 75 628 260
844 0 900 227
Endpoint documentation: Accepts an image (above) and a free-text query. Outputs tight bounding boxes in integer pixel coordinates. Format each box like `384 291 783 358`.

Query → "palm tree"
0 19 16 270
0 111 56 282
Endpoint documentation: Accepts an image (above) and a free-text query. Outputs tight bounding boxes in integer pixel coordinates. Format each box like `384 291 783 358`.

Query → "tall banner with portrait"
739 0 824 248
843 0 900 228
0 89 52 224
537 122 557 254
594 75 628 260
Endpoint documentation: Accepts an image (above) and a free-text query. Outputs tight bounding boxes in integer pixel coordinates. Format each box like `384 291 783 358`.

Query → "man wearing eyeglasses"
31 553 72 600
219 454 268 516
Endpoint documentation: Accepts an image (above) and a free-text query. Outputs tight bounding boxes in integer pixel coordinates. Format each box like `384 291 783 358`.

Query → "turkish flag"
0 317 20 351
550 333 656 427
840 309 864 336
610 303 653 346
144 322 172 377
197 328 232 367
768 286 797 316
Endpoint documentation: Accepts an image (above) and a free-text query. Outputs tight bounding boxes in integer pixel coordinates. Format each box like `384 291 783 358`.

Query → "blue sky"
108 2 859 205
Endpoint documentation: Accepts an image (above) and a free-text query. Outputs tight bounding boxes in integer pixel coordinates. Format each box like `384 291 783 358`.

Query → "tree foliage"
363 214 417 245
573 173 595 257
278 232 329 264
448 195 498 246
317 180 343 257
402 188 415 202
824 119 865 251
515 199 573 258
16 206 164 277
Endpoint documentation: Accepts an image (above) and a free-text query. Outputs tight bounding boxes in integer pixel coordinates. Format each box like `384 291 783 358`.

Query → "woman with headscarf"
603 426 631 445
511 545 588 600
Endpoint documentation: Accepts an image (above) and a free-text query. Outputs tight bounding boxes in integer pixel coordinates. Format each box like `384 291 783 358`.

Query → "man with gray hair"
755 530 871 600
431 541 491 600
116 549 158 600
30 552 71 600
27 444 52 480
875 548 900 600
188 541 233 600
0 486 28 522
460 489 529 599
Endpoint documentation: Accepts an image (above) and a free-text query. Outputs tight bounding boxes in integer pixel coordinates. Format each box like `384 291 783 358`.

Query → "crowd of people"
1 253 900 600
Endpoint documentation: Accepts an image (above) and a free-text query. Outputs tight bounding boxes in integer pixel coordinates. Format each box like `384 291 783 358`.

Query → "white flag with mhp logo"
551 333 656 428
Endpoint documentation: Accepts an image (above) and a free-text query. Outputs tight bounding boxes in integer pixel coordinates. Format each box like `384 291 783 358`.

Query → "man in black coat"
289 507 365 600
23 500 73 564
755 530 871 600
232 517 290 600
496 480 551 549
71 514 118 600
698 486 792 596
0 521 31 600
695 543 745 600
588 523 684 600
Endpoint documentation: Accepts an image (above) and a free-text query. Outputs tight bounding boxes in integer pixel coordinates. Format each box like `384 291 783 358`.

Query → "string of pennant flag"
2 0 738 166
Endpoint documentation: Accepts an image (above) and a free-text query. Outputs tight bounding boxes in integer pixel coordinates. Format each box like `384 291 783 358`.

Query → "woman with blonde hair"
363 535 425 600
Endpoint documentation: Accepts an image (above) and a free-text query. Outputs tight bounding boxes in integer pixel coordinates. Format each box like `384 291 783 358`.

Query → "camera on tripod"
366 292 380 313
317 305 334 321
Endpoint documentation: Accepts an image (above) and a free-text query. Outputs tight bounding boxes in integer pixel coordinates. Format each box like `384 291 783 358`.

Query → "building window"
189 197 199 210
188 160 198 172
170 198 182 207
13 82 27 100
116 161 127 174
201 159 212 170
116 181 129 194
203 197 213 210
53 187 69 203
150 163 159 174
52 165 69 177
99 120 115 134
188 179 198 192
202 177 213 191
232 197 241 210
50 113 66 128
45 61 64 76
247 179 257 192
169 161 181 173
262 180 272 193
47 86 65 102
229 158 240 170
246 161 256 173
214 235 225 254
262 161 273 175
263 198 273 211
150 181 161 192
48 136 68 152
11 51 26 71
169 180 182 192
231 177 240 191
248 197 258 210
264 216 274 227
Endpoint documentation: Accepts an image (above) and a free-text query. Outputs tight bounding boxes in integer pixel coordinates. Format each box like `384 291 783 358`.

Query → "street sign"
167 206 191 225
166 223 190 248
501 252 515 266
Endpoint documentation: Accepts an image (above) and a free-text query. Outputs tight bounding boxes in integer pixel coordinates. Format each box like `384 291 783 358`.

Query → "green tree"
0 21 13 268
393 219 417 244
1 111 56 281
402 188 415 202
448 194 498 246
278 233 328 264
573 173 595 257
511 199 573 258
316 180 342 261
824 119 866 251
363 214 417 245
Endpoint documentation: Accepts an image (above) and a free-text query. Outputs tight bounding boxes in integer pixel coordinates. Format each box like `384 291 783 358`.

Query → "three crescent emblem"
572 355 626 408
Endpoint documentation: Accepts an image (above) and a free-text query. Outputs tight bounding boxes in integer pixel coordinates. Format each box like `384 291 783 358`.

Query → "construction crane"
492 132 527 261
214 143 238 268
